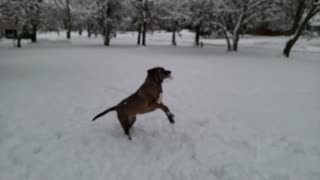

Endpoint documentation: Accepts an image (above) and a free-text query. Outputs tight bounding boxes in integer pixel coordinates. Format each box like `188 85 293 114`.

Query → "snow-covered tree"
281 0 308 35
311 14 320 35
216 0 282 51
73 0 97 37
50 0 74 39
25 0 45 42
64 0 72 39
40 0 65 34
0 0 30 47
96 0 123 46
131 0 160 46
187 0 215 47
283 0 320 57
158 0 189 46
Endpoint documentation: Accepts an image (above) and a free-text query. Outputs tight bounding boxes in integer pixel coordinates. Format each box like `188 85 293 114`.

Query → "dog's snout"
166 70 171 74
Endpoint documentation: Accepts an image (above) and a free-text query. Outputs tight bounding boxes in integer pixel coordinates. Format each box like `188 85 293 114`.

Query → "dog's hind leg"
117 112 132 140
129 116 137 129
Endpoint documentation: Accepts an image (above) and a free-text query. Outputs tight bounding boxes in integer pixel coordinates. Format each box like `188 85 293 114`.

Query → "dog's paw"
168 113 175 124
127 134 132 141
169 118 175 124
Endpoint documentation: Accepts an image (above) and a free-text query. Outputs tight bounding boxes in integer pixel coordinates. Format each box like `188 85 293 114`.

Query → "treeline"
0 0 319 57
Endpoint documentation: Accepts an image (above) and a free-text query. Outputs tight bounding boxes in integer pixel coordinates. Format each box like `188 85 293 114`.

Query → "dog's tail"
92 106 117 122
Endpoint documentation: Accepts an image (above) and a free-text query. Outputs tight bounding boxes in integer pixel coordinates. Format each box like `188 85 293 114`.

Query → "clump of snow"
0 32 320 180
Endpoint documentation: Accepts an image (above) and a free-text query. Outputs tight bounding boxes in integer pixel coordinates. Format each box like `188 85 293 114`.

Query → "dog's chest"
157 93 163 104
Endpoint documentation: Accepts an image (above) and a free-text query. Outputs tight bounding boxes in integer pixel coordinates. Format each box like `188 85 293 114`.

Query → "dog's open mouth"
164 74 173 81
165 70 173 80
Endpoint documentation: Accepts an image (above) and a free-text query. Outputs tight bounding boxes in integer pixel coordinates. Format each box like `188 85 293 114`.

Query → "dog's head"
147 67 172 83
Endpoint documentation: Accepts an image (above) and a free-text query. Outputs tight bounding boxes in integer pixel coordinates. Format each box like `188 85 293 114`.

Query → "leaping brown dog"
92 67 175 140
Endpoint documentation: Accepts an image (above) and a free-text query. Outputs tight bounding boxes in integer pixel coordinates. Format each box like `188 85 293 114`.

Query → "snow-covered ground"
1 32 320 180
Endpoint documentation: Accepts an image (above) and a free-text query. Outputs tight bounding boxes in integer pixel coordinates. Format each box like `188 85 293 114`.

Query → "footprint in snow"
278 136 305 155
270 173 290 180
32 146 42 154
55 132 63 140
81 137 90 147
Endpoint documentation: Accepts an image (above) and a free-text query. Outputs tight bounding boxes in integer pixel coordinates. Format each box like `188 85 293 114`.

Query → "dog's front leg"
156 103 175 124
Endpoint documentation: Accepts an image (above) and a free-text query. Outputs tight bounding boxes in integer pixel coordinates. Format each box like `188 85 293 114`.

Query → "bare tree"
158 0 189 46
65 0 72 39
0 0 29 47
72 0 97 38
283 0 320 57
96 0 122 46
218 0 281 51
288 0 307 35
132 0 144 45
28 0 43 43
188 0 214 47
131 0 158 46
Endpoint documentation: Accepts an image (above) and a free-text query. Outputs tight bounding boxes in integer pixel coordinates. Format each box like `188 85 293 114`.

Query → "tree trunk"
104 27 110 46
218 18 231 51
232 14 245 51
195 25 200 47
283 38 295 57
142 21 147 46
222 27 231 51
104 35 110 46
31 24 37 43
17 36 21 48
172 30 176 46
232 5 247 51
79 28 82 36
288 0 306 35
67 29 71 39
66 0 71 39
232 32 240 51
87 24 91 38
137 24 141 45
283 7 319 57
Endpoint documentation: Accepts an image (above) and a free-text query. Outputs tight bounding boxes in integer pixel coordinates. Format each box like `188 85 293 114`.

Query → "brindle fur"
92 67 175 140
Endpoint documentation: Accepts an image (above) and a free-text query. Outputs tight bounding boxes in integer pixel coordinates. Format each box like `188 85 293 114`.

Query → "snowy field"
1 32 320 180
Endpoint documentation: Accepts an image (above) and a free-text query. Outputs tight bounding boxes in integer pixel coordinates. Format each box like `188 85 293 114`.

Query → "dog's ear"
147 68 161 83
147 68 157 77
